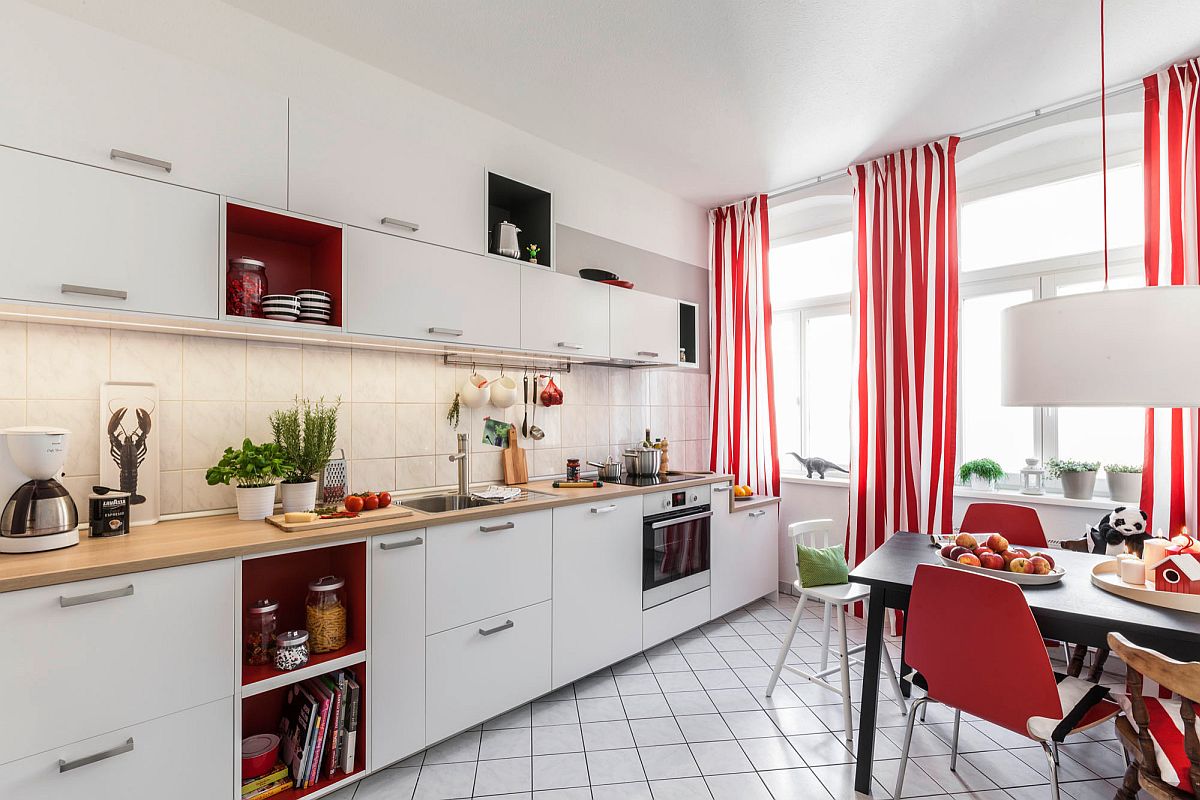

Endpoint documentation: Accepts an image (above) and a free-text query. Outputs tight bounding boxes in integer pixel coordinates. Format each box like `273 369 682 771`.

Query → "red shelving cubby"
225 201 344 327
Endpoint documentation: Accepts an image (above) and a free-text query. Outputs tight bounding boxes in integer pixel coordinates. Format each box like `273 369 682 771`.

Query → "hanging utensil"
521 374 530 438
529 375 545 441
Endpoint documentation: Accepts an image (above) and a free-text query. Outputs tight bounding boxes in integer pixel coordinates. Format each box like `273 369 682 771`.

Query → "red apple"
955 533 979 550
949 546 971 561
1011 548 1032 559
957 553 982 567
1009 557 1032 574
1001 549 1022 565
1032 552 1055 570
985 534 1009 553
975 547 994 557
940 545 957 559
1028 555 1052 575
979 553 1006 570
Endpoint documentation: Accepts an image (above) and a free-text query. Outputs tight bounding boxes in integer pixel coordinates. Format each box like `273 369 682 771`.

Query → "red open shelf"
226 202 343 327
241 541 366 688
241 661 367 798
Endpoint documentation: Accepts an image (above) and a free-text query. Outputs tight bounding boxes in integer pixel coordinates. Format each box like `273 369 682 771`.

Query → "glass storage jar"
227 257 268 318
244 598 279 666
274 630 310 671
305 575 347 654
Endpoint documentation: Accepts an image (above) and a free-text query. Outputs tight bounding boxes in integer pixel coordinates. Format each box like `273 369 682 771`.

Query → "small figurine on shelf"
527 244 540 264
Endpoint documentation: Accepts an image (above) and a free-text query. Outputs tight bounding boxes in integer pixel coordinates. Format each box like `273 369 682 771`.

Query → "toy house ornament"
1152 554 1200 594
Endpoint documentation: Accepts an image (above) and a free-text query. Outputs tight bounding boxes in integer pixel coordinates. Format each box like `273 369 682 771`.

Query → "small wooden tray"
1091 559 1200 614
266 504 413 532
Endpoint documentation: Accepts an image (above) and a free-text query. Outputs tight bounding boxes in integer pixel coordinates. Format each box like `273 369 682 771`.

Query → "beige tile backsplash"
0 321 710 518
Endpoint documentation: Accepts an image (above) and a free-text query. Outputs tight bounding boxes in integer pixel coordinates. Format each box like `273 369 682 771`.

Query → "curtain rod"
766 78 1143 199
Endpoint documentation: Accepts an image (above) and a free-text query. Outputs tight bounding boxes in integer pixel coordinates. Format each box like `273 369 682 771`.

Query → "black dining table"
848 531 1200 795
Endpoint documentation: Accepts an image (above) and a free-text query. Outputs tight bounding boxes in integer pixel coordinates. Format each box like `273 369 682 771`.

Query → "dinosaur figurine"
788 453 849 479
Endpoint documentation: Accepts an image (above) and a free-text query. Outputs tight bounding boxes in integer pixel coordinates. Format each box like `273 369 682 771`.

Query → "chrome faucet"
447 433 470 495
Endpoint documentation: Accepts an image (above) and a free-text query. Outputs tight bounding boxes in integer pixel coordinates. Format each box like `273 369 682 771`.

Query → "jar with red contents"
227 257 268 318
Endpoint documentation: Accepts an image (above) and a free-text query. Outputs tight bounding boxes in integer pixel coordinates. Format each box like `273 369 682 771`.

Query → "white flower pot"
235 484 277 521
1107 471 1143 504
1060 470 1098 501
280 480 318 513
969 475 996 491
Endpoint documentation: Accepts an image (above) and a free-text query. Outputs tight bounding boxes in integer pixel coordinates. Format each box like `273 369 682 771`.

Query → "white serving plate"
1091 559 1200 613
938 554 1066 585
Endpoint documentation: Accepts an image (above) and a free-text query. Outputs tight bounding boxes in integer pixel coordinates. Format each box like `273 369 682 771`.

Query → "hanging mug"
459 372 491 409
489 375 519 408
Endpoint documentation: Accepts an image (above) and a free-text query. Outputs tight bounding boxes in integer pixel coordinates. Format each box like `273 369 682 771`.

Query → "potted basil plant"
205 438 294 520
1048 458 1100 501
270 397 341 513
1105 463 1143 504
958 458 1005 491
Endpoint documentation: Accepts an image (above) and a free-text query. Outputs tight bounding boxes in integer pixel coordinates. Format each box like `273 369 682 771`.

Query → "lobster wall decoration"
107 404 151 505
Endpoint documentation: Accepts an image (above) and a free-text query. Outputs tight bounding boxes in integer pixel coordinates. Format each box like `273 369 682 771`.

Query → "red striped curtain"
1141 58 1200 537
709 195 780 497
847 139 960 581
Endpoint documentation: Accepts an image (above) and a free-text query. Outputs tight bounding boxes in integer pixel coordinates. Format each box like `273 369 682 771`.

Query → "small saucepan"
588 459 623 481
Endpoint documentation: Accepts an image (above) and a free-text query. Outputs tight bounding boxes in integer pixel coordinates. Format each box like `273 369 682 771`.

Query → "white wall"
22 0 707 268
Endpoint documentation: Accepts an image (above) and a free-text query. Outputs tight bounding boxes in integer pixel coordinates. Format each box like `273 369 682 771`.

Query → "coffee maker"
0 427 79 553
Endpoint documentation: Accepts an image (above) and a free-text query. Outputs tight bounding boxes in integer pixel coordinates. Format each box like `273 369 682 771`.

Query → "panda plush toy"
1089 506 1151 557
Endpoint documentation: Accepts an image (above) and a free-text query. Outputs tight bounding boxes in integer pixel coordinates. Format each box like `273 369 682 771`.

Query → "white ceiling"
223 0 1200 208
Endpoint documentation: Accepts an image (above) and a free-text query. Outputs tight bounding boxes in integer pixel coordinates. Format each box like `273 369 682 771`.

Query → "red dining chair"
960 502 1048 548
896 564 1119 800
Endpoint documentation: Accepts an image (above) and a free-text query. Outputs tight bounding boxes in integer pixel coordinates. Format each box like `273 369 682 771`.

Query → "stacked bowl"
261 294 301 321
296 289 333 324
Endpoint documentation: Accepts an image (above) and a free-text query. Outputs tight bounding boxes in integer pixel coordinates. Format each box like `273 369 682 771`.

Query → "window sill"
781 473 1123 511
781 474 850 488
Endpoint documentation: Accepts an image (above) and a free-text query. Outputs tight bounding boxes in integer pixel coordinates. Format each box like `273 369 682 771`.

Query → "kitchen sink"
402 494 500 514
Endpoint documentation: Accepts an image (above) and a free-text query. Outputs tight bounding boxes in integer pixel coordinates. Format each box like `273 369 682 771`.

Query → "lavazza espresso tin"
88 490 131 537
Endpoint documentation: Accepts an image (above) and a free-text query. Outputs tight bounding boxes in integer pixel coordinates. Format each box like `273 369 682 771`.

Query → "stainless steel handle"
557 342 585 350
479 521 515 533
58 738 134 773
61 283 128 300
479 620 514 636
380 536 423 550
590 504 618 514
110 148 171 172
637 351 660 358
651 510 713 529
59 584 134 608
428 327 464 337
712 485 732 493
749 510 767 518
381 217 420 232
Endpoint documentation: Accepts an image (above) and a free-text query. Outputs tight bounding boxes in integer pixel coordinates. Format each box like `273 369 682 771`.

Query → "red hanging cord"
1100 0 1110 287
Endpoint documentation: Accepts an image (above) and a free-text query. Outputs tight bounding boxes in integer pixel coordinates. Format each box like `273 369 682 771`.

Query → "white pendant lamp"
1000 0 1198 408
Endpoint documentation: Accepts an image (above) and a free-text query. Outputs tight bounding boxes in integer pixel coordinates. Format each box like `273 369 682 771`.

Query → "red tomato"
377 491 392 508
362 493 380 511
344 495 364 513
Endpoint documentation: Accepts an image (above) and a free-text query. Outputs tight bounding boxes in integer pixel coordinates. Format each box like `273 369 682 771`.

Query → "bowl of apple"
937 533 1066 585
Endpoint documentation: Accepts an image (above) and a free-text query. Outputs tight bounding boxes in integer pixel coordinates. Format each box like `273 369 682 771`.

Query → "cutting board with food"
266 490 412 532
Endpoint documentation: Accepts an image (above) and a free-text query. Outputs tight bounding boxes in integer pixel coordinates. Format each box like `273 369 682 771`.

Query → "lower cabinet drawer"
643 587 711 650
0 696 232 799
0 559 236 764
426 600 551 744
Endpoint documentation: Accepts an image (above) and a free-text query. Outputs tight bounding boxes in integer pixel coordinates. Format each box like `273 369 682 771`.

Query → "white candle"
1142 538 1171 582
1120 557 1147 585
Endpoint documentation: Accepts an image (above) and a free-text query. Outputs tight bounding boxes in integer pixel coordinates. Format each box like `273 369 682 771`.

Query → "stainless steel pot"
588 459 623 481
491 220 521 258
622 447 662 477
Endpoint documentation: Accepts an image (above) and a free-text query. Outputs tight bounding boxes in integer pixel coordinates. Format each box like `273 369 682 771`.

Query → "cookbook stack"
276 669 362 789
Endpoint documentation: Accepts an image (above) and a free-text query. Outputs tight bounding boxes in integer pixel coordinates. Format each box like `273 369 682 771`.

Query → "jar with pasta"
305 575 347 653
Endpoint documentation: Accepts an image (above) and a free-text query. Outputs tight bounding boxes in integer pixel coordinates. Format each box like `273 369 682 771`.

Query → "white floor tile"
676 714 736 744
687 740 754 775
737 736 807 771
630 716 686 747
480 727 533 760
533 723 586 755
532 752 591 791
586 747 648 785
703 771 773 800
647 776 713 799
639 743 702 780
353 765 419 800
473 756 533 795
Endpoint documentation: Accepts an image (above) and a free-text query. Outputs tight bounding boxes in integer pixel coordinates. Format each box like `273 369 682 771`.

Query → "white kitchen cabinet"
711 487 780 617
610 288 681 364
346 228 521 348
0 560 235 765
0 3 287 207
289 103 485 253
425 510 552 634
371 529 427 767
551 497 642 686
643 586 711 650
0 697 231 799
0 146 219 319
426 600 552 744
520 269 610 358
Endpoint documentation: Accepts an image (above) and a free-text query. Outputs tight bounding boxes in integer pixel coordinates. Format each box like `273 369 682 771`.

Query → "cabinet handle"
712 485 732 493
58 737 134 773
749 510 767 518
110 148 171 173
590 504 618 514
637 351 660 358
379 536 423 550
428 327 464 337
479 521 515 533
557 342 584 350
61 284 128 301
479 620 514 636
59 584 134 608
381 217 420 232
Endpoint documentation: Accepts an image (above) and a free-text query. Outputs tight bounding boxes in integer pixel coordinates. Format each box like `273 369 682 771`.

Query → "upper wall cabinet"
0 4 288 208
610 288 680 365
346 228 521 348
520 270 610 359
0 146 219 320
289 104 486 254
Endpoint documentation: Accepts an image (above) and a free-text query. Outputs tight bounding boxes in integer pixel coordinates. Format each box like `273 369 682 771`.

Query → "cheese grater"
319 449 348 505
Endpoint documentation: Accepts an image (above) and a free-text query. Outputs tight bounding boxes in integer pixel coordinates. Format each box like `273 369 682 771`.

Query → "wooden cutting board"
503 427 528 485
266 504 414 532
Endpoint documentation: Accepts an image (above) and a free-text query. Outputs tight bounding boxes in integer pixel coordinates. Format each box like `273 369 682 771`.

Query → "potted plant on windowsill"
205 438 293 520
1105 463 1143 504
959 458 1005 491
270 397 341 513
1048 458 1101 501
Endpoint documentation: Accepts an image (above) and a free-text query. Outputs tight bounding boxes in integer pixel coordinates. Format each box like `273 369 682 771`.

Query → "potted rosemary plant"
958 458 1005 491
1105 463 1143 504
269 397 341 513
1048 458 1100 500
205 438 293 520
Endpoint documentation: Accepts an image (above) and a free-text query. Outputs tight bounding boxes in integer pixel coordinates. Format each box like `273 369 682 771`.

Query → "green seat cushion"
796 544 849 588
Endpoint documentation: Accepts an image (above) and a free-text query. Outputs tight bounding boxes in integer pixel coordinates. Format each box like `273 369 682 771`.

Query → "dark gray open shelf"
679 300 699 367
487 172 552 268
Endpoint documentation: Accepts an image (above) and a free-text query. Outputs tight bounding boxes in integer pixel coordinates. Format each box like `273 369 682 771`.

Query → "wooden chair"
1109 632 1200 799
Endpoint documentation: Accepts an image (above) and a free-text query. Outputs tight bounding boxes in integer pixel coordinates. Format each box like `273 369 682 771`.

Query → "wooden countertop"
0 473 738 593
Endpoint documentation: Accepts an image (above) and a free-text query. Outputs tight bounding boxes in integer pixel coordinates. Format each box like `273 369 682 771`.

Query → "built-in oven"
642 485 711 610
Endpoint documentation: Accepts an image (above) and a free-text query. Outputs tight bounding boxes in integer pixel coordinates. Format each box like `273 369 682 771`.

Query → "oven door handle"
650 510 713 529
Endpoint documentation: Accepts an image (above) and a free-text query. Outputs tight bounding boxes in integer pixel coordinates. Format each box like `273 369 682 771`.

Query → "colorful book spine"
241 764 289 796
243 778 294 800
304 678 333 788
342 677 360 773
